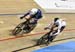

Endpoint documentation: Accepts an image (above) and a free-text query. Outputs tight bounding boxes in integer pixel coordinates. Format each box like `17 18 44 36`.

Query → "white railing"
34 0 75 13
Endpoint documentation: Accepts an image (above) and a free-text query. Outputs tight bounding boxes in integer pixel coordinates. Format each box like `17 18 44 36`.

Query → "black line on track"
12 37 75 52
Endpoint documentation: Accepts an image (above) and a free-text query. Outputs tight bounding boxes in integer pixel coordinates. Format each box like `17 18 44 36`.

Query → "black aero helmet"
54 17 59 22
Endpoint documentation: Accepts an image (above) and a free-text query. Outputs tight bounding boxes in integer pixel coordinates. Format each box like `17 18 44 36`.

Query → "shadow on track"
12 37 75 52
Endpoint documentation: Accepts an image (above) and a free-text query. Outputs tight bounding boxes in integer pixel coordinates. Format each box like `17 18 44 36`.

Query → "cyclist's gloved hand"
20 17 24 19
44 27 49 30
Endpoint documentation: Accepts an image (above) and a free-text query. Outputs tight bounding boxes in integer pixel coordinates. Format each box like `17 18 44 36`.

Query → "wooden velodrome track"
0 0 75 52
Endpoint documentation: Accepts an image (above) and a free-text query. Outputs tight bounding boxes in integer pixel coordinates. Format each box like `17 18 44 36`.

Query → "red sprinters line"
0 29 75 42
0 32 46 41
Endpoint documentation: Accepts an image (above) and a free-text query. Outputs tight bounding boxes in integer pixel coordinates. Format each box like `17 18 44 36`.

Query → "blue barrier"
33 41 75 52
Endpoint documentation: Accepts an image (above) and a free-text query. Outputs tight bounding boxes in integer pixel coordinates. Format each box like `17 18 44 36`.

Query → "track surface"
0 0 75 52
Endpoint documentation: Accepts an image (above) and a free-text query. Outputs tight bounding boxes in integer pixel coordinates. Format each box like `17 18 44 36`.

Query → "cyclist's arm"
45 22 54 29
46 21 54 29
23 12 29 18
20 11 30 19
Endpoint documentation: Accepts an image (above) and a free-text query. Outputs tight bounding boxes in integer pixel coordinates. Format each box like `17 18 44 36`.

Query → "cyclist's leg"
23 21 31 31
50 30 58 41
45 35 53 45
50 26 65 41
23 24 31 31
50 26 65 42
51 26 65 41
49 35 56 42
29 18 37 24
46 26 65 45
47 35 55 43
60 26 65 32
45 31 53 45
47 30 57 42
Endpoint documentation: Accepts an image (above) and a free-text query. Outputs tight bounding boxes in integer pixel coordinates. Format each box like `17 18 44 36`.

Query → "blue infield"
33 41 75 52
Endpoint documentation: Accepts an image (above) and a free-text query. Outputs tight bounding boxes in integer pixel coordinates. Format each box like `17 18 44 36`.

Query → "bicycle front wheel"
36 33 49 45
12 22 25 35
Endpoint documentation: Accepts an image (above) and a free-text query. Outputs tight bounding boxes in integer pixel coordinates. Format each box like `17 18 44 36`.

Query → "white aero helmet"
30 8 38 15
